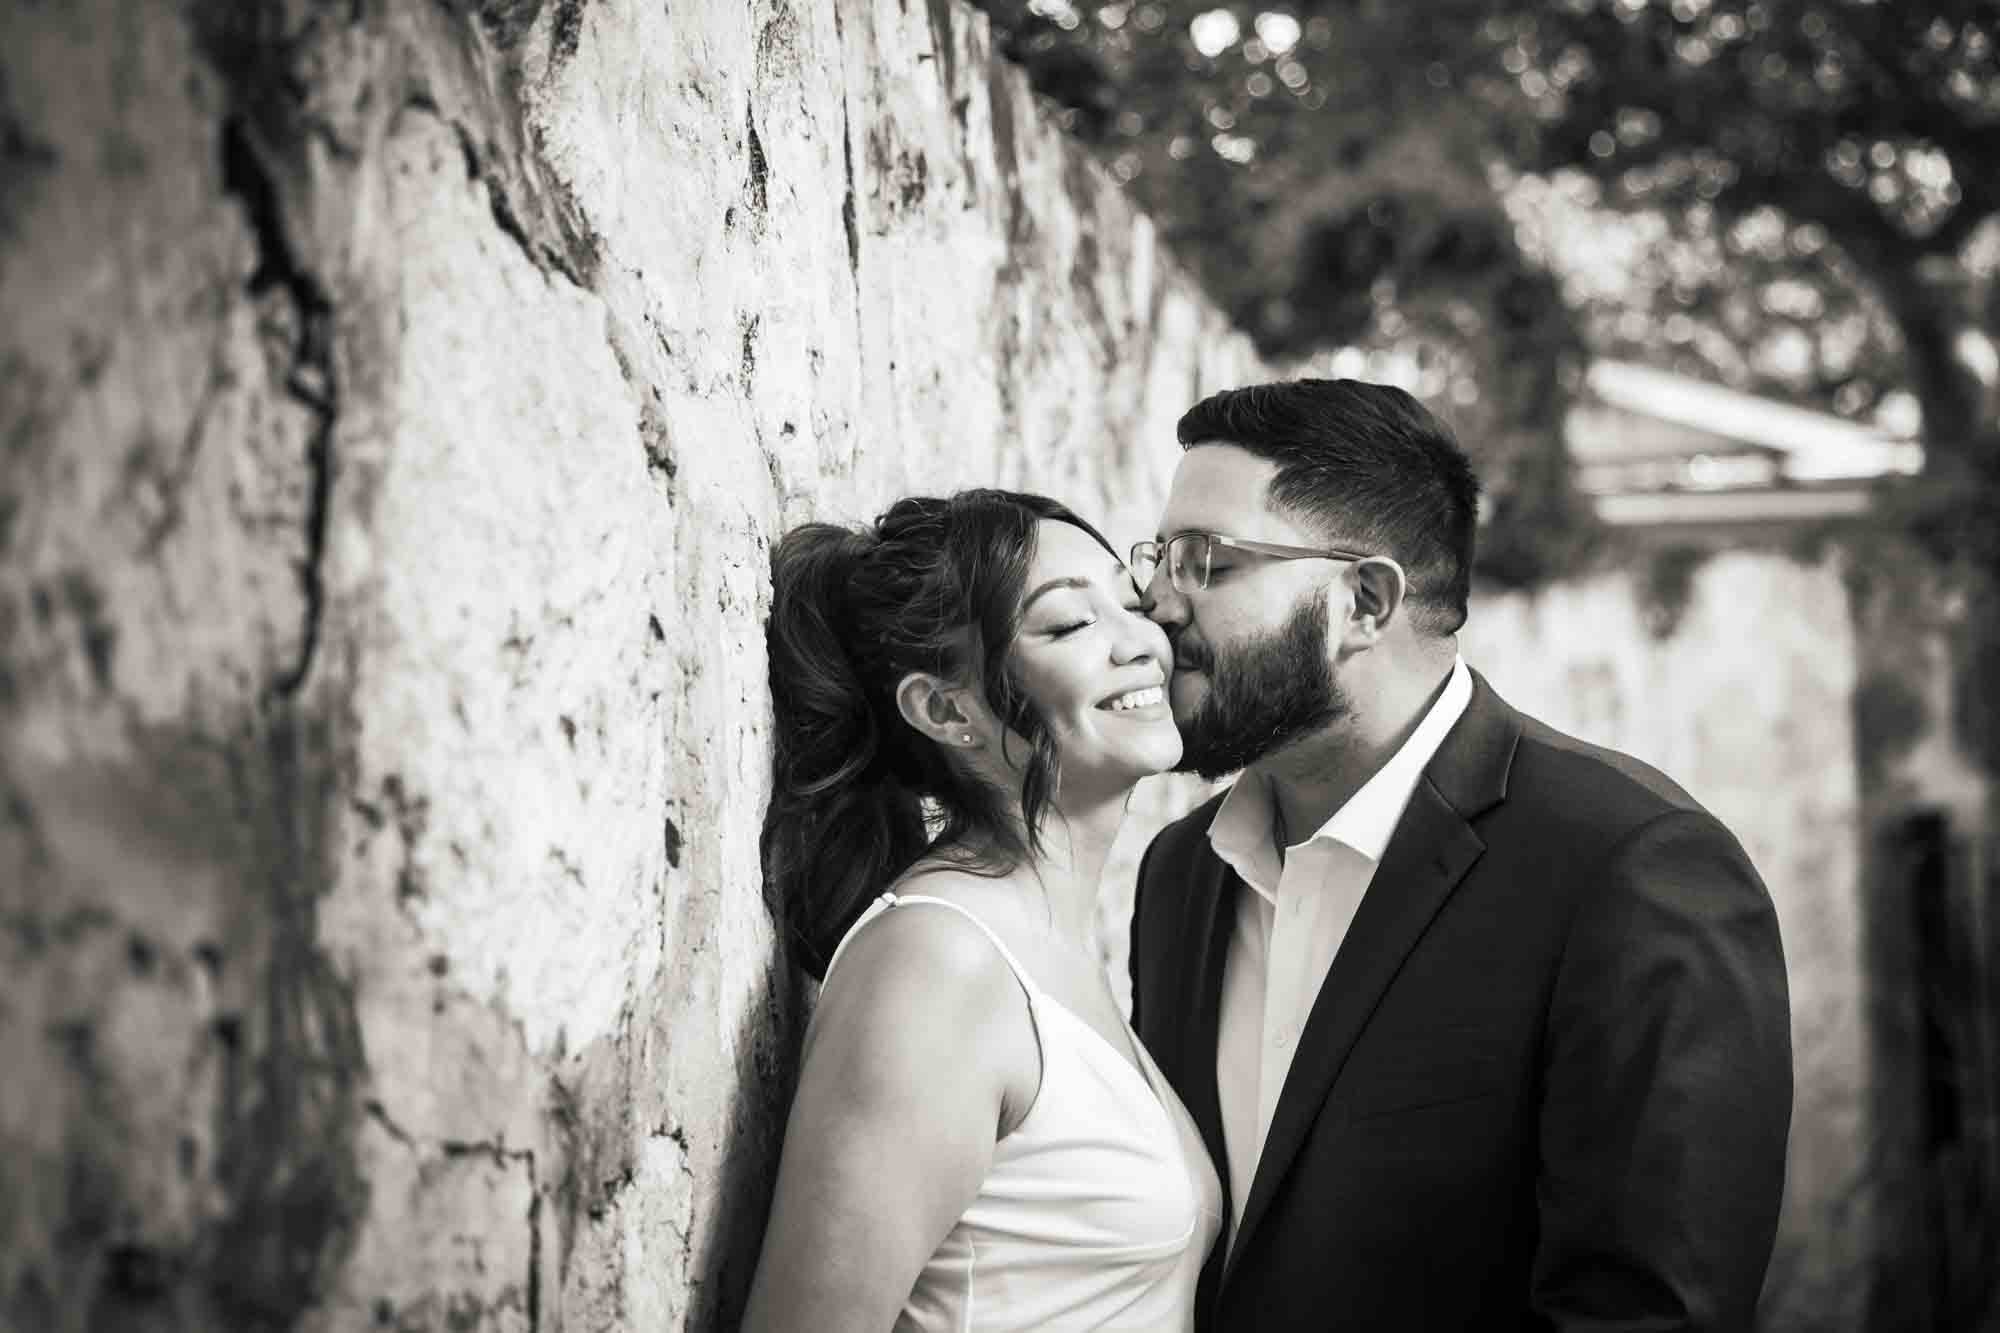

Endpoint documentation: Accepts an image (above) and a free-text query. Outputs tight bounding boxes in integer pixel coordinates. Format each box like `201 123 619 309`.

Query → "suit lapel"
1180 847 1235 1213
1222 670 1521 1283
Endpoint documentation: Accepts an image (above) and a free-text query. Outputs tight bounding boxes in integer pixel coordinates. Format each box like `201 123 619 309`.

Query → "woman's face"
1001 519 1182 796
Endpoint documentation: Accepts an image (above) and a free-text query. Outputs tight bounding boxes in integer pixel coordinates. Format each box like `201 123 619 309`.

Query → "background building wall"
0 1 1258 1328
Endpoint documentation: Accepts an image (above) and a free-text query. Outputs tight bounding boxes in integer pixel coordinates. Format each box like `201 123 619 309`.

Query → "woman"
745 490 1222 1331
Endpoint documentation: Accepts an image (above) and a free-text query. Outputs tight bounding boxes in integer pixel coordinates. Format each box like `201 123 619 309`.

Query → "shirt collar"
1205 655 1473 900
1207 767 1284 899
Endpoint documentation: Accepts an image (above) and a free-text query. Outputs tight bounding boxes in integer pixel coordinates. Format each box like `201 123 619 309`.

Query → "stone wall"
0 1 1258 1328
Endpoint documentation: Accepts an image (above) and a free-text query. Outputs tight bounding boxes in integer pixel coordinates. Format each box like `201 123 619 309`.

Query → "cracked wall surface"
0 0 1258 1328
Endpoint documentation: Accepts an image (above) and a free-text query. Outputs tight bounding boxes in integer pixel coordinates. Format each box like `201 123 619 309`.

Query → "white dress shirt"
1207 656 1472 1246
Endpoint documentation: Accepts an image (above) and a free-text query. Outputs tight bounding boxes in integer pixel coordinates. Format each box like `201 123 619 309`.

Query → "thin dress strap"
821 890 1042 1001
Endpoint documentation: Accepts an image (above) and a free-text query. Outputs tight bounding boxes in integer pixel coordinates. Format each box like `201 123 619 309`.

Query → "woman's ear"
894 672 982 749
1344 557 1409 643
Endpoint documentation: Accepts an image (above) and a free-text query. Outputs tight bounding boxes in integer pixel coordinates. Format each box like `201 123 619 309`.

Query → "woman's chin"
1144 735 1184 777
1087 739 1184 788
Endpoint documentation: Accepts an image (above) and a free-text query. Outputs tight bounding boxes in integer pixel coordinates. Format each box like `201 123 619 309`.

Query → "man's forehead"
1162 442 1285 533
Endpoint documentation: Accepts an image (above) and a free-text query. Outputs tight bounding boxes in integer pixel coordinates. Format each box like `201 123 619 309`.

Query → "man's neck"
1260 652 1456 846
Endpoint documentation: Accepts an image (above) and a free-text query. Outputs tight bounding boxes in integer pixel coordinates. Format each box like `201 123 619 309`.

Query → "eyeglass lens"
1168 534 1208 591
1133 536 1215 591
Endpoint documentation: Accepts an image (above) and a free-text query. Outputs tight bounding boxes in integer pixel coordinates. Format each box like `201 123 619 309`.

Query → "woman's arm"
742 907 1041 1332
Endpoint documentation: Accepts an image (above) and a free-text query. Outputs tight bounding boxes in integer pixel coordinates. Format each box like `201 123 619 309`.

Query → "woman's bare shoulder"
811 882 1028 1045
800 901 1033 1123
828 891 1014 993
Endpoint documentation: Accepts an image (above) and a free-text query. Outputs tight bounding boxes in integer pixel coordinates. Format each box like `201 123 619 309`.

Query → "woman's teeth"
1102 685 1165 712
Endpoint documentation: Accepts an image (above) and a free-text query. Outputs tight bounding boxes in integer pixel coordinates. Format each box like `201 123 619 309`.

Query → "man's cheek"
1169 671 1207 719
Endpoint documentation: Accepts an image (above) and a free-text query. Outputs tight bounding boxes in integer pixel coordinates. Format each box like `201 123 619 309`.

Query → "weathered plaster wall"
0 0 1258 1328
1841 556 1997 1326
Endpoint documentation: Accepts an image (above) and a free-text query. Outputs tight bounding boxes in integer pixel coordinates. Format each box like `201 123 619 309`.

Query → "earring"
961 732 974 744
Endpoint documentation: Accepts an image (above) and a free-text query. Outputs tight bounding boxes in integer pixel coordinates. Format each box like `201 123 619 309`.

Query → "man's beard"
1173 593 1348 781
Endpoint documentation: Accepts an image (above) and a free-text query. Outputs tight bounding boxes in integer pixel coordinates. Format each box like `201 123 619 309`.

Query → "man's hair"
1176 378 1481 636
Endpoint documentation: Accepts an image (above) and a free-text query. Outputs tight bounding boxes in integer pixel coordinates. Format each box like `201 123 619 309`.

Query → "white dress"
821 892 1225 1331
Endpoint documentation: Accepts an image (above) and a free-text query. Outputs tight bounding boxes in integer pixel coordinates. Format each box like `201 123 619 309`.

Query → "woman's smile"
1097 683 1167 713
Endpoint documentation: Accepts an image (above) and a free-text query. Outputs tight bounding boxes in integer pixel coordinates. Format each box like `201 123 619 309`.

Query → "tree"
973 0 2000 586
1500 0 1999 457
975 0 1604 586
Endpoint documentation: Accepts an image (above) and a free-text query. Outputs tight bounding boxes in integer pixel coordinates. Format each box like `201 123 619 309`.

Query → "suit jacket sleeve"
1531 808 1792 1331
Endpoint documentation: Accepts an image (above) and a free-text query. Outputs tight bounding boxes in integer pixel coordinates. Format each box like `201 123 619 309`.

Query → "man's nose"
1144 567 1189 633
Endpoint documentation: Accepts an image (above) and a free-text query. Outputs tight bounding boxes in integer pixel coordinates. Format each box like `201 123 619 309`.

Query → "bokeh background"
2 0 1993 1329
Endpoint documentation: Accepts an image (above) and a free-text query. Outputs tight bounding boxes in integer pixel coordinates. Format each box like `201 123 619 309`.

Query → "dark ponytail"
760 491 1118 979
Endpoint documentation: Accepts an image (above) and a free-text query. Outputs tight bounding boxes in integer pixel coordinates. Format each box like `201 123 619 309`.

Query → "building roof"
1567 360 1925 536
1578 360 1925 484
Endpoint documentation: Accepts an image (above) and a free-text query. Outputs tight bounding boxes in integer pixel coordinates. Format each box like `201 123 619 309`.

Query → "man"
1128 379 1792 1330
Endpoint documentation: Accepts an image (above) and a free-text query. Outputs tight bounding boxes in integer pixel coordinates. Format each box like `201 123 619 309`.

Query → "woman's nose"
1112 610 1169 665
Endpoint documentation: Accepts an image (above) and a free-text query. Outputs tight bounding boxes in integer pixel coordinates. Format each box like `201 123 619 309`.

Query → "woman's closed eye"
1049 599 1149 637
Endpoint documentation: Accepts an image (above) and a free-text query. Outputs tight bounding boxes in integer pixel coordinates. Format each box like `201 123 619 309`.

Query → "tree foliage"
972 0 2000 587
971 0 1601 583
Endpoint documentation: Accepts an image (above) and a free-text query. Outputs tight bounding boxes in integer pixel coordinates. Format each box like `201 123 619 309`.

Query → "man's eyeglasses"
1129 532 1375 594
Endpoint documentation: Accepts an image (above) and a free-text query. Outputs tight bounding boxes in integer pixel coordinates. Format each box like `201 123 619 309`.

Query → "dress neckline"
1030 992 1173 1124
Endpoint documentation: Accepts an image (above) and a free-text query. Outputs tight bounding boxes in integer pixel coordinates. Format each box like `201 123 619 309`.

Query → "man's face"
1146 444 1349 779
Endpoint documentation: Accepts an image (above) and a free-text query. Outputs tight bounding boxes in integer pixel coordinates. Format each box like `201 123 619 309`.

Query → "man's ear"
1345 557 1409 643
894 672 981 749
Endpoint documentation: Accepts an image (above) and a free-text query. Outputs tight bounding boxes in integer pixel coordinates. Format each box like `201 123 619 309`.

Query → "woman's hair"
761 489 1120 979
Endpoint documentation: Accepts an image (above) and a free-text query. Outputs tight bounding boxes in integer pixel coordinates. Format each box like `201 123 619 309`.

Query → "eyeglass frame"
1129 532 1379 594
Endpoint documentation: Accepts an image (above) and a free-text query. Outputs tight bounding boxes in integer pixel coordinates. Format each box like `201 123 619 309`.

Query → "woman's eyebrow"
1019 576 1090 613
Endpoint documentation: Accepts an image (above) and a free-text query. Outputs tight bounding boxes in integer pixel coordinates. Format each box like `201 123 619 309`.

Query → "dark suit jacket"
1131 669 1792 1331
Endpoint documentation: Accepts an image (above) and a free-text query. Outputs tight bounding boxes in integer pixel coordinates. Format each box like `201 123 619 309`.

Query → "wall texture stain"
0 0 1257 1327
